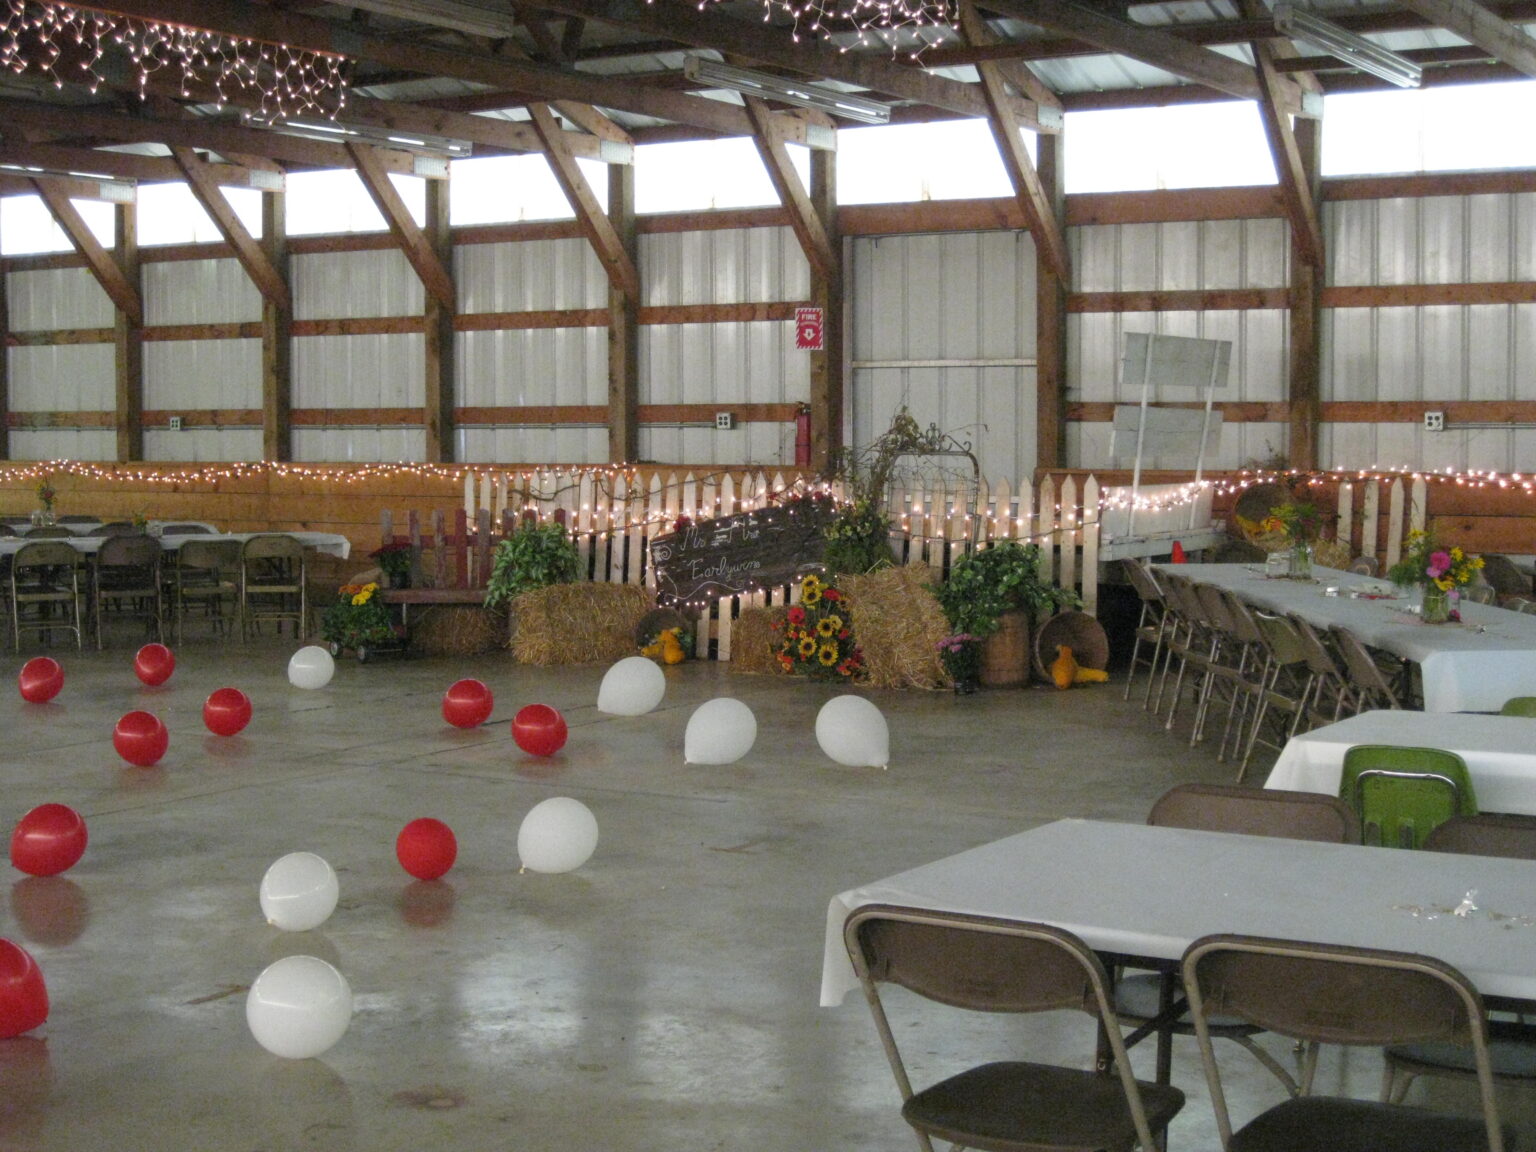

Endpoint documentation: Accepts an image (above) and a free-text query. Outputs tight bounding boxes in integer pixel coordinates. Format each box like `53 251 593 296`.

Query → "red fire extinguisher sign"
795 306 824 351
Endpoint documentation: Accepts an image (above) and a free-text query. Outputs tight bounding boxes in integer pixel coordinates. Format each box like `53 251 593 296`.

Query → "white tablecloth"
822 819 1536 1008
1162 563 1536 712
0 531 350 560
1266 710 1536 815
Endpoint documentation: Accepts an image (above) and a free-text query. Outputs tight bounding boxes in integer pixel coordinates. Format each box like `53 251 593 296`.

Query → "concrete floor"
0 628 1527 1151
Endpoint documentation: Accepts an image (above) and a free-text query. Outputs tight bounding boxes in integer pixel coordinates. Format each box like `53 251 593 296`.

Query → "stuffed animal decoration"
1050 644 1079 690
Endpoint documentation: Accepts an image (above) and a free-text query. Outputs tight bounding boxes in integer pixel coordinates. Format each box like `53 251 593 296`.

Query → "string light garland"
0 1 349 123
668 0 956 52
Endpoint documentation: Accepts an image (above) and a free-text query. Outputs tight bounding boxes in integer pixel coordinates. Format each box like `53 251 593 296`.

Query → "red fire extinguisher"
794 404 812 467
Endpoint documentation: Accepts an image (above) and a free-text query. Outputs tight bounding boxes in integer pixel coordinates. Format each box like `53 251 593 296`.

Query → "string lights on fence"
0 1 349 122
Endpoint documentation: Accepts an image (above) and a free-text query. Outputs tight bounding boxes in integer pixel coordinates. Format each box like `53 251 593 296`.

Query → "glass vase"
1288 540 1313 580
1421 584 1452 624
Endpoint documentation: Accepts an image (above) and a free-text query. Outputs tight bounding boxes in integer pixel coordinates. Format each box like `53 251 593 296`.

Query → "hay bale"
411 605 507 657
511 583 653 665
840 568 949 690
730 606 790 675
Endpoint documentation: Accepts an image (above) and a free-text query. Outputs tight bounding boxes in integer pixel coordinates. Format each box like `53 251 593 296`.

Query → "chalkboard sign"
650 501 834 604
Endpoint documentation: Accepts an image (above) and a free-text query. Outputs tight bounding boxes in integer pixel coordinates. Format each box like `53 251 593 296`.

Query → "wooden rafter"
979 0 1300 109
31 180 142 323
1393 0 1536 78
527 104 640 298
741 98 838 284
958 1 1069 279
346 143 457 311
0 141 271 191
170 146 293 311
957 0 1065 124
0 97 426 177
534 0 1056 130
97 0 758 137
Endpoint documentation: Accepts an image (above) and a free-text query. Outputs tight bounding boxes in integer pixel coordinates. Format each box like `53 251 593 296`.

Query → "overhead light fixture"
683 57 891 126
242 114 473 159
1273 3 1423 88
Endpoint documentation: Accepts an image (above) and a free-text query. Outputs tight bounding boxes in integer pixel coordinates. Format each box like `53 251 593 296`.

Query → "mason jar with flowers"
32 478 56 527
1388 530 1485 624
1269 501 1323 580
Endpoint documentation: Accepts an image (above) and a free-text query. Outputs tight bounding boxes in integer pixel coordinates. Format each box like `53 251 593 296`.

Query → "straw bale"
511 583 654 665
839 568 949 690
730 606 790 675
411 605 507 657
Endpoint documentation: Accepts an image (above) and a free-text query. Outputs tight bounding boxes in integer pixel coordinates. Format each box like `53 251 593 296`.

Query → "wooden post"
114 202 143 463
1288 117 1323 471
0 249 10 460
608 163 639 463
1034 133 1068 472
809 146 843 475
424 178 456 463
262 190 292 462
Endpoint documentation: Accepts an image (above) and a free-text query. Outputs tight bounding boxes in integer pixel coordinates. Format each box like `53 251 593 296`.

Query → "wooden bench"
379 587 489 636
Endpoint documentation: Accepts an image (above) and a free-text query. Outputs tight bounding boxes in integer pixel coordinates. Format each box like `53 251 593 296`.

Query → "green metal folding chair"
1339 744 1476 849
1499 697 1536 717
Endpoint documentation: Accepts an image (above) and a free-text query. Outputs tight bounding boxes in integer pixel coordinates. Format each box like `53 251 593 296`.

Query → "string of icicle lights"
0 1 349 122
669 0 956 50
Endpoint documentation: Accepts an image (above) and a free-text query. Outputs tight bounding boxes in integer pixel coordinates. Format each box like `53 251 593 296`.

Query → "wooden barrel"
979 610 1031 687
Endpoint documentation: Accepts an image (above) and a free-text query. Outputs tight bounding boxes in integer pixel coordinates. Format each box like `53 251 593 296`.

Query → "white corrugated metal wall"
292 248 427 462
6 267 116 461
849 231 1039 483
639 226 809 465
457 236 608 464
1323 192 1536 472
143 258 264 462
1069 217 1290 472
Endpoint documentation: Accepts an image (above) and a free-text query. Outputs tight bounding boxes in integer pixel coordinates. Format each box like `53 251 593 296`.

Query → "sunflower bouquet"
775 574 864 681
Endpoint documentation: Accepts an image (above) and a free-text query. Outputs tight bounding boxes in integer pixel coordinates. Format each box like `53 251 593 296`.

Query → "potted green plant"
933 542 1080 687
821 496 895 576
484 519 581 611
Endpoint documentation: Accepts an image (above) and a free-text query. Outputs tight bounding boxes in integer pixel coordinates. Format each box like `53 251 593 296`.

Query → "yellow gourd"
661 628 687 665
640 636 663 659
1050 644 1079 690
1073 666 1110 684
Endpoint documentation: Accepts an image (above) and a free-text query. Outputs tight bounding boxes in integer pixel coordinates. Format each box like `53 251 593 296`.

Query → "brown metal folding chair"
845 904 1184 1152
1184 933 1509 1152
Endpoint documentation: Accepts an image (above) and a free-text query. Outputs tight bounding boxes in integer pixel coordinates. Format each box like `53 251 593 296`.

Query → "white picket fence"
453 468 1181 660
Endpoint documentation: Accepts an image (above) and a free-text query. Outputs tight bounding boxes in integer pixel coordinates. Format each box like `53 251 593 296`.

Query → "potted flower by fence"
372 540 414 589
933 542 1080 688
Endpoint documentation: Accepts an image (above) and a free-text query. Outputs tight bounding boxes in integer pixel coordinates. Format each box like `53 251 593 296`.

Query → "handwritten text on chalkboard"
649 503 833 603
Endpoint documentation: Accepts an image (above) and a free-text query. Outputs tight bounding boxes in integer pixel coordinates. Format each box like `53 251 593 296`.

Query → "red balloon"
202 688 252 737
10 804 87 878
512 704 568 757
112 710 168 768
0 940 47 1039
17 658 63 705
442 679 494 729
395 817 458 881
133 643 175 687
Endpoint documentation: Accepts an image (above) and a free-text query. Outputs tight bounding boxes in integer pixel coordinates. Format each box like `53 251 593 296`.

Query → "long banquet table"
822 818 1536 1010
0 531 351 560
1160 562 1536 712
1266 709 1536 815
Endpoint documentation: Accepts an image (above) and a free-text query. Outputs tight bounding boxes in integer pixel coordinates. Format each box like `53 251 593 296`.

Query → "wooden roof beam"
1250 43 1323 267
346 142 457 311
533 0 1060 131
958 1 1069 279
170 146 292 311
96 0 759 137
1392 0 1536 78
979 0 1314 114
31 180 142 322
741 98 838 285
0 141 277 191
527 103 640 298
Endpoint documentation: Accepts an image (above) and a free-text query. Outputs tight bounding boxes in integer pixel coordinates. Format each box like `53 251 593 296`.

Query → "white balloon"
517 797 598 874
816 695 890 768
596 656 666 716
287 646 335 690
260 851 340 932
246 955 353 1059
684 698 757 765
